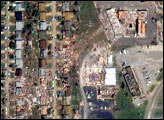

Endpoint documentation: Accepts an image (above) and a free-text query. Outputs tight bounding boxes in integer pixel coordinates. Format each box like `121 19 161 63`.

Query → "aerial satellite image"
1 1 163 119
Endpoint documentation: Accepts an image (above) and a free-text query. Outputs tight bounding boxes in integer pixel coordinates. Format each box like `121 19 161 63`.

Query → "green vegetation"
45 6 51 12
10 72 14 78
46 34 52 40
9 26 15 32
154 108 163 117
24 44 31 55
1 44 5 50
113 56 117 67
1 1 5 8
31 32 38 40
1 15 5 21
56 25 62 32
9 41 16 49
76 1 100 37
46 16 52 22
1 62 5 69
49 81 54 88
55 16 63 22
56 34 62 40
116 89 148 119
156 68 163 81
149 84 155 92
71 85 82 102
47 63 52 69
33 40 39 49
1 34 5 40
157 91 163 105
116 70 147 119
71 82 82 112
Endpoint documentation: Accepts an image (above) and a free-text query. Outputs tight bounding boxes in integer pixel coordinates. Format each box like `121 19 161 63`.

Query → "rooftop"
16 21 24 31
39 39 47 50
38 30 46 39
15 3 25 11
16 40 23 49
16 49 22 58
15 11 22 21
16 59 23 68
105 67 116 86
39 2 46 12
39 21 47 30
40 12 46 21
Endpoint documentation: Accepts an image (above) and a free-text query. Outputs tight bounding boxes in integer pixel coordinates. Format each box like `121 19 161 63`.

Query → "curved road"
79 54 89 119
144 81 163 119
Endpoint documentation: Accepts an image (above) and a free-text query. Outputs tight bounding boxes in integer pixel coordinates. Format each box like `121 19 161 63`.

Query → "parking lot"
83 86 114 119
115 46 163 96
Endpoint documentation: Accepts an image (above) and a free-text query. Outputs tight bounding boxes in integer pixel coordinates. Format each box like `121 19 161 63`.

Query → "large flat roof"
105 67 116 86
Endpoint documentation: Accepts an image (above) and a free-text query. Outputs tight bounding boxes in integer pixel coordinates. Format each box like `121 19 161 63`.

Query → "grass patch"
115 70 147 119
154 108 163 117
157 91 163 105
149 84 155 92
9 25 15 33
116 90 148 119
156 68 163 81
76 1 100 38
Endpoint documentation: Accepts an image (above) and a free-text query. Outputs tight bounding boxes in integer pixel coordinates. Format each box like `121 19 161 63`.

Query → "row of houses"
15 2 25 71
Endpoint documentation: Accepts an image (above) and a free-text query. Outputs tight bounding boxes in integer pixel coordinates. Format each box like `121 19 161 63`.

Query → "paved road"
79 54 89 119
144 81 163 119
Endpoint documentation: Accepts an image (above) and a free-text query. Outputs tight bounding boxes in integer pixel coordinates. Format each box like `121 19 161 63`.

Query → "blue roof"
15 11 22 21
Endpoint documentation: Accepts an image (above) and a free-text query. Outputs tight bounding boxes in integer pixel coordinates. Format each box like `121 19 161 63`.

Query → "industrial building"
105 67 116 86
123 66 141 96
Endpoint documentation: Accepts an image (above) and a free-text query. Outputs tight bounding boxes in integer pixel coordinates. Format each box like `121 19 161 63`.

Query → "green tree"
45 6 51 12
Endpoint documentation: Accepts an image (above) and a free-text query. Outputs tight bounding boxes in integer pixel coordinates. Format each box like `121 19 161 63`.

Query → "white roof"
16 40 23 49
105 68 116 85
16 22 24 30
39 22 47 30
16 81 22 87
15 3 25 11
107 55 113 65
16 59 23 68
16 50 22 58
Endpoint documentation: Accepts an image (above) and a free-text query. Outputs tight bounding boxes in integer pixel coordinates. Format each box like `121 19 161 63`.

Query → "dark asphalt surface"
83 86 115 119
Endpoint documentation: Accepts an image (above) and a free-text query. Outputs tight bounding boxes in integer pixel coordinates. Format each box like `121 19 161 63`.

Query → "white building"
16 59 23 68
107 55 113 65
105 67 116 86
16 21 24 31
16 40 23 49
39 21 47 30
16 49 22 59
